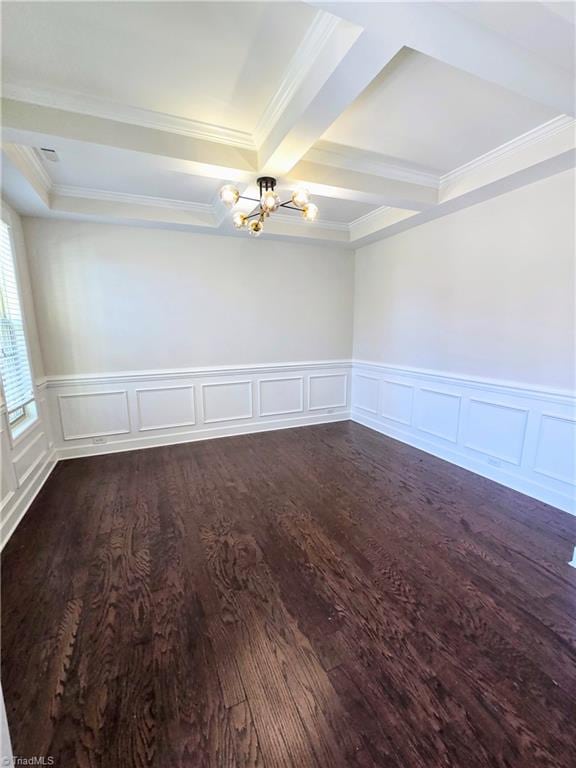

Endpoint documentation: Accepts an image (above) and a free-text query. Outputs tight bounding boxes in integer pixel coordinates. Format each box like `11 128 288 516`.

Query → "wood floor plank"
2 421 575 767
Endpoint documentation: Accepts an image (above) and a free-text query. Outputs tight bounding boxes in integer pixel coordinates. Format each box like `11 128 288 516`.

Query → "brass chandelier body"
219 177 318 236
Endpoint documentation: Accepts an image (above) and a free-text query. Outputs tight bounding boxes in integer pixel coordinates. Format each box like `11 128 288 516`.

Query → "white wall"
1 202 56 548
353 170 575 390
23 219 354 375
20 220 354 460
351 171 576 515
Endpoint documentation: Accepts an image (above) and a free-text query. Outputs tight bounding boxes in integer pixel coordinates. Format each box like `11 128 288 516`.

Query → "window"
0 220 37 438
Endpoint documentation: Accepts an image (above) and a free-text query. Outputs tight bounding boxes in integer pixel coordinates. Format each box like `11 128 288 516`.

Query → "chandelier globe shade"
219 177 318 237
220 184 240 207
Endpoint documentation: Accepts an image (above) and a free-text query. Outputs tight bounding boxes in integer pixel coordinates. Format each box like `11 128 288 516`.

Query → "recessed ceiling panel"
36 141 224 203
322 48 559 173
2 1 316 133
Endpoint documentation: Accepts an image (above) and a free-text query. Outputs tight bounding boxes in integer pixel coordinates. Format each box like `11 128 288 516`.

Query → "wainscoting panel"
416 389 461 443
202 381 253 424
352 373 379 415
136 386 196 432
533 414 576 485
1 381 56 550
12 431 49 487
258 377 304 417
309 373 348 411
464 399 528 465
46 361 351 459
381 380 414 425
58 391 130 440
352 361 576 515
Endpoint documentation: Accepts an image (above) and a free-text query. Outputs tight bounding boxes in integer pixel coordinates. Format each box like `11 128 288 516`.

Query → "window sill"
11 414 40 446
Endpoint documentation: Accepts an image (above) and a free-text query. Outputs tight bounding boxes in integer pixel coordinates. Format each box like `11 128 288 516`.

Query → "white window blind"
0 221 35 426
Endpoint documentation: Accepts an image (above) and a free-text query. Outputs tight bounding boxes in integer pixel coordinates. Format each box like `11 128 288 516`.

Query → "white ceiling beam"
313 2 575 115
287 161 438 210
50 192 219 230
1 99 258 181
258 23 398 176
350 148 576 247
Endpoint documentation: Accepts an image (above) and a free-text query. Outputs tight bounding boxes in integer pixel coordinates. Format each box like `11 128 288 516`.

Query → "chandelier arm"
279 203 302 211
238 195 261 203
244 210 263 221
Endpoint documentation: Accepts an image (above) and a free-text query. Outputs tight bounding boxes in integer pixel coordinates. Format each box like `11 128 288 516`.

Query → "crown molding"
348 205 392 230
52 185 215 215
22 147 53 191
272 211 349 233
306 141 441 189
2 143 52 200
253 10 341 148
439 115 575 188
3 83 256 150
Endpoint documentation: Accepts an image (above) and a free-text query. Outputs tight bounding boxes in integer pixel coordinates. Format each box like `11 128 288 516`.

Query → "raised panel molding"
12 431 48 487
136 385 196 432
258 377 304 417
58 390 130 440
464 399 529 465
45 362 351 460
533 414 576 485
381 380 414 425
351 361 576 516
416 389 461 443
202 381 254 424
309 373 348 411
352 374 379 415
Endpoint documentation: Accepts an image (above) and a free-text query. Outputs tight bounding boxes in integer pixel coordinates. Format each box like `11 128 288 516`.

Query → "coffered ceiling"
1 1 574 247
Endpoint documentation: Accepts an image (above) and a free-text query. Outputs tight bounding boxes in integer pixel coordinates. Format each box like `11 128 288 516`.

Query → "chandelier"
219 177 318 236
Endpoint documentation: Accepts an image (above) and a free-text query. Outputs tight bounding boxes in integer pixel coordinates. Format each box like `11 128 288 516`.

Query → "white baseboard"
0 448 57 550
351 360 576 518
352 409 574 514
57 411 350 459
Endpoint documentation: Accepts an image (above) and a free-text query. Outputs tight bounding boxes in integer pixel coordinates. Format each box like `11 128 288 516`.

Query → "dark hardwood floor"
2 421 576 767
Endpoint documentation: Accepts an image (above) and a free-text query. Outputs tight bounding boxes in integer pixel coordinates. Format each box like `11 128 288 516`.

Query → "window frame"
0 210 39 446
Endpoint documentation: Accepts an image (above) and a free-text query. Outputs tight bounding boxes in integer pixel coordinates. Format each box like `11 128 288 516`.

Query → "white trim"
201 380 254 424
439 115 575 188
57 411 349 460
349 205 392 230
463 399 529 466
351 360 576 517
351 372 380 416
352 408 575 517
257 376 305 417
352 360 574 405
308 141 440 189
415 388 462 443
0 448 57 550
253 11 341 147
3 83 256 149
308 372 348 411
57 390 131 440
532 413 576 484
380 379 414 425
2 144 52 199
52 185 215 215
45 359 352 388
271 212 349 232
135 384 196 432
